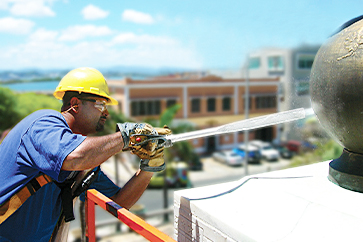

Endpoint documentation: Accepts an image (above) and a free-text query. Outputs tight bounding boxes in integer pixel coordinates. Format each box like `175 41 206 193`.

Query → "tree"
0 87 20 132
0 88 62 134
155 104 198 165
15 92 61 120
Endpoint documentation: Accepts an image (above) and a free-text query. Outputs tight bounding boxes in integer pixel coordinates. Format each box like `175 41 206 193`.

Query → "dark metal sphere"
310 18 363 153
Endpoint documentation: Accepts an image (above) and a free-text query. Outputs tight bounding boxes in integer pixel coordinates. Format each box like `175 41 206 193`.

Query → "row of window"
191 97 231 113
130 99 177 116
249 56 285 71
249 55 315 70
130 96 276 116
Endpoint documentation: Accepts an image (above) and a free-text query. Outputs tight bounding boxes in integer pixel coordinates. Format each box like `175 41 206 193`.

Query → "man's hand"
117 123 172 172
139 126 172 172
116 123 156 149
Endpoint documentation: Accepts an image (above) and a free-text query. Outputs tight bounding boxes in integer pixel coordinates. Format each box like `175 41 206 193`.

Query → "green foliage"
0 86 20 131
139 104 198 165
160 104 182 127
0 87 62 132
158 104 198 165
15 92 61 120
288 139 343 168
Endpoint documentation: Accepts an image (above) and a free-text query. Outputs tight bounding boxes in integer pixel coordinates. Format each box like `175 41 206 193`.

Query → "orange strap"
0 174 52 224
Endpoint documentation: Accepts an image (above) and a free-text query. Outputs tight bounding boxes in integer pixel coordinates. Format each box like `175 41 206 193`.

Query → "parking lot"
190 155 293 184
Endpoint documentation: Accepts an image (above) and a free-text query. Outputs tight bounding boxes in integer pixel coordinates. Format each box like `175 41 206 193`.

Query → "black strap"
29 177 41 191
55 180 75 222
54 167 101 223
73 166 100 198
24 176 43 196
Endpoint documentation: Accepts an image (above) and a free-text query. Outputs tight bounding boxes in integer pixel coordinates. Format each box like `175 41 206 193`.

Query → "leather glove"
139 126 172 172
116 122 156 149
117 123 172 172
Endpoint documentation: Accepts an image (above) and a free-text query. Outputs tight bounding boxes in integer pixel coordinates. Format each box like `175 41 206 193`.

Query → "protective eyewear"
79 98 108 112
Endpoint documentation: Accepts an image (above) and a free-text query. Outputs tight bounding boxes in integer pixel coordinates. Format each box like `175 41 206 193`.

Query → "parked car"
285 140 317 154
148 161 191 188
273 144 293 159
285 140 301 154
232 144 262 164
212 150 244 166
250 140 280 161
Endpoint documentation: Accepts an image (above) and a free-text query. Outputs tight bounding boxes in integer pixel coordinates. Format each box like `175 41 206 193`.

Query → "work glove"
116 122 156 149
116 123 172 172
139 126 172 172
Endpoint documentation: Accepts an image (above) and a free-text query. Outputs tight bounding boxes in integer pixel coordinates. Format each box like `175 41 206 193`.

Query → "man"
0 67 169 241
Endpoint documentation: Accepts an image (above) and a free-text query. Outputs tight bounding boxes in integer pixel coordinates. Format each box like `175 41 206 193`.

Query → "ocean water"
0 76 147 92
1 81 59 92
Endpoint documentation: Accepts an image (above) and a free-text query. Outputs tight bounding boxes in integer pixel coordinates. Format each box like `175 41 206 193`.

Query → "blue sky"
0 0 362 71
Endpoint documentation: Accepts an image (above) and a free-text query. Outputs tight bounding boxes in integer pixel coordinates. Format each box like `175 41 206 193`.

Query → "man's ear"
69 97 80 113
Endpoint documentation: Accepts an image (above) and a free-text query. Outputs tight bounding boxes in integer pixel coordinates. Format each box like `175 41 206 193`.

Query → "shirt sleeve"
79 168 121 202
21 114 86 182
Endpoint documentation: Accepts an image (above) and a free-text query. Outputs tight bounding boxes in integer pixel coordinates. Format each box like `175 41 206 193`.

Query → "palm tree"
154 104 199 167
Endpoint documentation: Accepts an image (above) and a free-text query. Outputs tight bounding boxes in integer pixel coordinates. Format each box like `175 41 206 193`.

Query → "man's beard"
96 122 104 132
95 116 107 132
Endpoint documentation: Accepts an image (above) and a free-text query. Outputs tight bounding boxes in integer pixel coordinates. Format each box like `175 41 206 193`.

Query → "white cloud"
59 25 113 41
122 9 155 24
112 33 177 45
0 1 9 10
0 17 35 34
81 4 109 20
10 0 56 17
29 28 58 42
0 38 202 69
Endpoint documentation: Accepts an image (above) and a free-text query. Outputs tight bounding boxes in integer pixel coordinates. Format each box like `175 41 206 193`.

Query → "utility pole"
163 159 169 222
244 54 250 176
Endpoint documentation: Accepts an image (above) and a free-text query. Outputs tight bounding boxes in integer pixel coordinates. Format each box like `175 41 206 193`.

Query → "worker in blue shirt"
0 67 169 241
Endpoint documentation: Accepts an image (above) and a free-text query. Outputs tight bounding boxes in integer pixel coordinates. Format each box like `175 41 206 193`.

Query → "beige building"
108 75 279 154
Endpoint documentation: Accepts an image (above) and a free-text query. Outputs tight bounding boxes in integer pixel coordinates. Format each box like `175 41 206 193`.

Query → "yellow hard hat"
53 67 118 105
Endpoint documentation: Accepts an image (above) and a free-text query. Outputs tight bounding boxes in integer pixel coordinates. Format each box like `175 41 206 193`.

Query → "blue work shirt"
0 110 120 241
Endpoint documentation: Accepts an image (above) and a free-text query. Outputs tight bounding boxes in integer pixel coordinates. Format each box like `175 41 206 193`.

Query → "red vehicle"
285 140 301 153
285 140 317 154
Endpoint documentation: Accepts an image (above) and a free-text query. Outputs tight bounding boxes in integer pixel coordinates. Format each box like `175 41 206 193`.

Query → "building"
108 75 279 154
246 45 320 141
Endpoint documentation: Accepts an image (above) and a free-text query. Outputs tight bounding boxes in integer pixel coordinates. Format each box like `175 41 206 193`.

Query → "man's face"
78 97 109 133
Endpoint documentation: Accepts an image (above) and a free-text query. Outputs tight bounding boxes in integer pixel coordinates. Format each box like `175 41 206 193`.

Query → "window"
222 97 231 111
131 102 138 116
268 56 284 71
296 80 310 96
130 100 161 116
297 54 315 69
139 101 146 115
256 96 276 109
166 99 177 108
207 97 216 112
249 57 261 69
191 98 200 113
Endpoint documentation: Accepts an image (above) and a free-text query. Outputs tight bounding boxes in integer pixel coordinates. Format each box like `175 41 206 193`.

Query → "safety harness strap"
0 174 52 224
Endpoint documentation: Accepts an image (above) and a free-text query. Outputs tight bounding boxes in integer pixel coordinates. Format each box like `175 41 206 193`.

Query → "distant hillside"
0 66 198 82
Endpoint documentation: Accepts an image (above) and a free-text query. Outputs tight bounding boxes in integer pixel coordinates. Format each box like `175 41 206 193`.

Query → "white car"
250 140 280 161
212 150 244 166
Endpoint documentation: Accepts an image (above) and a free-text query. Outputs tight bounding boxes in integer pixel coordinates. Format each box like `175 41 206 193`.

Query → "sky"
0 0 362 71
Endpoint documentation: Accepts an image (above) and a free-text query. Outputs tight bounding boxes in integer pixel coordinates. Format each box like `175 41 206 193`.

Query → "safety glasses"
79 98 108 112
